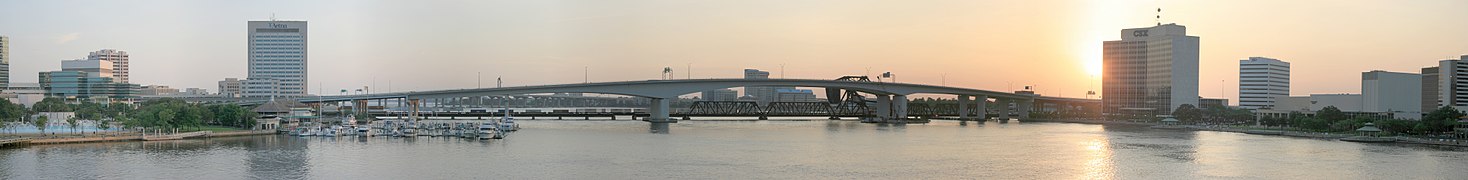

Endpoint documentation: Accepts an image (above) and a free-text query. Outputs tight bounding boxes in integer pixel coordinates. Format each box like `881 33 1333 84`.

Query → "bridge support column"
875 95 892 120
975 95 988 120
408 99 420 123
996 98 1010 121
893 95 909 120
648 98 675 123
958 95 970 121
1018 99 1033 120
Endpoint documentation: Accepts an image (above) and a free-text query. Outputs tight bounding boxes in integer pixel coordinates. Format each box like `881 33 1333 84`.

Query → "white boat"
402 123 418 137
497 107 520 131
301 128 317 136
478 123 500 140
357 126 371 137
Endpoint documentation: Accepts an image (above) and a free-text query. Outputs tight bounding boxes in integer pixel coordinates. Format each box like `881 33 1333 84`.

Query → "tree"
1172 104 1202 123
34 115 48 134
31 97 72 112
1316 106 1346 123
66 116 79 133
1421 106 1466 134
96 117 111 133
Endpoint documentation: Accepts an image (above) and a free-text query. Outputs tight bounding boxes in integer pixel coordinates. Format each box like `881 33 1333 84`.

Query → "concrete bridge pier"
647 98 676 123
995 99 1010 121
875 95 892 120
975 95 988 120
893 95 909 121
958 95 970 121
1017 99 1033 120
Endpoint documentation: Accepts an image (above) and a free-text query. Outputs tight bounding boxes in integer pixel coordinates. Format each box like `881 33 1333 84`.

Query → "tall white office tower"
1238 57 1290 109
1102 23 1200 116
246 20 308 98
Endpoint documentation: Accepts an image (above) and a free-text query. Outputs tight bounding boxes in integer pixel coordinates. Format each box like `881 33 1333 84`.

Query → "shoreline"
1 130 277 148
1023 118 1468 147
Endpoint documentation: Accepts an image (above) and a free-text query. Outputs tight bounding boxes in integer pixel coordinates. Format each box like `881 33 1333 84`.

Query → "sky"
1 0 1466 104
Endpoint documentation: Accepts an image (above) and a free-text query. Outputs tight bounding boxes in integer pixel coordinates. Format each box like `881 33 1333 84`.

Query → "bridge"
250 78 1097 123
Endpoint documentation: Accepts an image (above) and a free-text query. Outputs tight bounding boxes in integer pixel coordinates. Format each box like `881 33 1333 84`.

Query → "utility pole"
780 64 785 79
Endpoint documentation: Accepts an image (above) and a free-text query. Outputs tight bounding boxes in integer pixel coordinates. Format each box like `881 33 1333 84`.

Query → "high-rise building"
1362 70 1422 120
1424 55 1468 112
743 69 775 103
218 78 243 97
61 59 114 78
86 49 129 83
1422 66 1441 112
1102 23 1200 116
1238 57 1290 109
247 20 308 97
0 35 9 88
775 88 818 102
700 89 738 101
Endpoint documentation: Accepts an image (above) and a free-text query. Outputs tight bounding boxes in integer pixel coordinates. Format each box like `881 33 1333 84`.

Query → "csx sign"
269 23 288 28
1132 30 1149 37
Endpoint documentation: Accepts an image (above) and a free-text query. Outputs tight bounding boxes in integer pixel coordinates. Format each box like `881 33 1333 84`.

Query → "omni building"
1238 57 1290 109
245 20 308 98
1102 23 1200 116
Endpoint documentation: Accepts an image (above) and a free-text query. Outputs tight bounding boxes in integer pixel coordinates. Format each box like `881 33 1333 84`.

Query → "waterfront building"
141 85 180 96
1362 70 1422 120
1239 57 1289 109
700 88 738 101
743 69 774 103
219 78 242 97
1273 94 1364 112
241 77 281 98
1199 97 1228 109
775 88 818 102
61 59 113 78
1102 23 1200 116
1258 93 1393 120
0 35 9 88
2 83 46 107
38 71 140 102
247 20 308 98
86 49 129 83
1422 55 1468 112
184 88 209 95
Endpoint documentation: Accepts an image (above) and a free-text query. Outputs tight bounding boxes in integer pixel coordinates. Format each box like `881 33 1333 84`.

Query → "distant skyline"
1 0 1466 104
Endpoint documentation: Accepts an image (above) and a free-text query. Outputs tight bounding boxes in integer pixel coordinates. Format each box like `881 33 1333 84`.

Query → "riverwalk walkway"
1024 118 1468 147
1 130 276 148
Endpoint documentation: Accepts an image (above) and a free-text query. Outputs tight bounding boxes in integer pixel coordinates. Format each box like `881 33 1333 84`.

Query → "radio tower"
1156 8 1162 25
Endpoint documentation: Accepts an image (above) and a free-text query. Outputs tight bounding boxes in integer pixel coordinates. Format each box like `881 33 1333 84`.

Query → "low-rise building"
38 71 139 102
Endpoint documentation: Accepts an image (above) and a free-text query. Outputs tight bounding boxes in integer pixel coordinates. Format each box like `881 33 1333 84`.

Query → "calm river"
3 120 1466 179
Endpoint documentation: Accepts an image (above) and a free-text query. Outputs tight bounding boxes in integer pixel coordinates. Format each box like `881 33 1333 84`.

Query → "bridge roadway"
256 79 1096 122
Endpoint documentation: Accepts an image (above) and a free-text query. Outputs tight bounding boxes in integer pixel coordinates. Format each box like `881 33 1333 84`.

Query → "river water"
3 120 1466 179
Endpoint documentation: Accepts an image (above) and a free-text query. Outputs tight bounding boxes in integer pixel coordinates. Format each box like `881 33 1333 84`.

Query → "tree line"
1 97 258 134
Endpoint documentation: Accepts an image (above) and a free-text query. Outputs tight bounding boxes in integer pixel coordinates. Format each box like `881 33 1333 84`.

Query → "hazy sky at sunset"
2 0 1465 103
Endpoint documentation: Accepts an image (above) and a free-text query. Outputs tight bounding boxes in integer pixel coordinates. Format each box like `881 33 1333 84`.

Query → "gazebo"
1355 123 1383 137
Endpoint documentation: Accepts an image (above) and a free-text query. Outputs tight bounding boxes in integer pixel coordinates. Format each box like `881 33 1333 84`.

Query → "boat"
294 127 314 136
357 126 372 137
402 123 418 137
498 115 520 131
478 123 501 140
